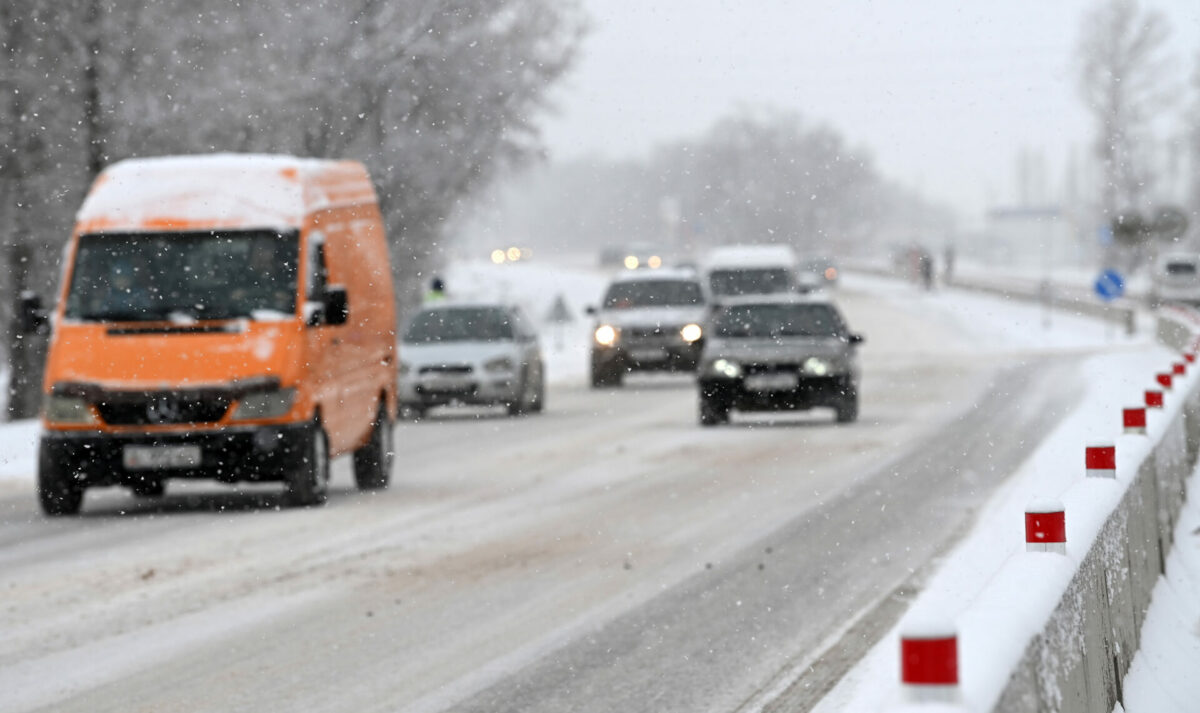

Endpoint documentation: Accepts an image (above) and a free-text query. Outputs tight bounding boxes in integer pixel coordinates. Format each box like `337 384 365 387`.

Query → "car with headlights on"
399 303 545 418
697 294 863 425
588 269 707 387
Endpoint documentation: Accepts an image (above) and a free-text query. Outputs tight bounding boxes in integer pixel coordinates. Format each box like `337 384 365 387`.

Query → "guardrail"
888 309 1200 712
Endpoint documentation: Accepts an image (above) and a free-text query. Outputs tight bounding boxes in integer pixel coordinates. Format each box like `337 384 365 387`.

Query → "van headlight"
802 357 832 376
231 388 296 421
680 323 703 343
594 324 618 347
44 394 99 425
708 358 742 378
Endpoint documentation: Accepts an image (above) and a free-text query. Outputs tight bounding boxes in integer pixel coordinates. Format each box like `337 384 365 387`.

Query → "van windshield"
709 268 793 296
404 307 515 343
64 231 299 322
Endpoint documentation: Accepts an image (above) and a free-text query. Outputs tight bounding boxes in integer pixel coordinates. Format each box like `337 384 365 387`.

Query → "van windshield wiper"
72 309 170 322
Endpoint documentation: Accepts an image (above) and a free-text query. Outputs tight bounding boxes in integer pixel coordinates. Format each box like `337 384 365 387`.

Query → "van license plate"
123 445 202 470
744 373 798 391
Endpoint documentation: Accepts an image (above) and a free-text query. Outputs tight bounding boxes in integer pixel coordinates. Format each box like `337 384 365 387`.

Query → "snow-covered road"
0 269 1151 712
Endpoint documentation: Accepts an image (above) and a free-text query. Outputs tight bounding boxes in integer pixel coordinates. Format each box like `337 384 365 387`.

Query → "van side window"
308 241 328 299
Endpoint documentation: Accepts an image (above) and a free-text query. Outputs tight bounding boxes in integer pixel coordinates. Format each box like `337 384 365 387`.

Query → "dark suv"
589 270 707 387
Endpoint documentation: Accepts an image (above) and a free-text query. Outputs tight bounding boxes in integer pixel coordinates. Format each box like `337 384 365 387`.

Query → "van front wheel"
286 422 329 507
38 452 84 516
353 406 393 491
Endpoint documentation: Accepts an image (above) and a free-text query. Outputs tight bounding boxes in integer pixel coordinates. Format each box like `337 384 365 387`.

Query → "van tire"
38 454 84 516
286 422 329 507
353 406 393 491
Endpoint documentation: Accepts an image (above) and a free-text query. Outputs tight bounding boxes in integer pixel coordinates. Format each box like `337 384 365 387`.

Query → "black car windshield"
404 307 514 343
64 230 299 321
709 268 793 296
714 303 846 338
603 280 703 308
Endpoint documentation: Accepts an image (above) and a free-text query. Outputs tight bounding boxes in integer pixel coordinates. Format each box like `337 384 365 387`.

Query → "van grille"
95 394 232 426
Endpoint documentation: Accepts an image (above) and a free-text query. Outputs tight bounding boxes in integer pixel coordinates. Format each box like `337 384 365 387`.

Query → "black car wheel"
699 394 730 426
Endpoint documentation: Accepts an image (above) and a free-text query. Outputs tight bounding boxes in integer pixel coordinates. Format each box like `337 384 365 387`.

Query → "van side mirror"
848 333 865 345
324 285 349 326
16 292 47 334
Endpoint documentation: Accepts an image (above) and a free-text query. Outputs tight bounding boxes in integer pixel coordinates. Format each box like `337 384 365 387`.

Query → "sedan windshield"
404 307 514 343
714 303 846 338
64 231 299 321
603 280 703 308
709 268 793 296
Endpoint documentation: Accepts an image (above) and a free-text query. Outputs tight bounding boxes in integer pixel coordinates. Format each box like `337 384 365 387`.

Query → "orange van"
37 154 398 514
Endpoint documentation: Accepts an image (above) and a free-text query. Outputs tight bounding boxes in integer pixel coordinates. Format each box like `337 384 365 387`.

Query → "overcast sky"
540 1 1200 221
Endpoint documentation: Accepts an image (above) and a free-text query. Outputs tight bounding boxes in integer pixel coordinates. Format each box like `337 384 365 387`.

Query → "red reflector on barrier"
1123 407 1147 434
1173 362 1186 375
1145 390 1164 408
1186 353 1196 364
1086 445 1116 470
1157 373 1173 390
1026 510 1066 543
901 635 958 686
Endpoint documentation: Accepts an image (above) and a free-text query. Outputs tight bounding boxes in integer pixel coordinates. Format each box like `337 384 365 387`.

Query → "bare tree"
1077 0 1175 222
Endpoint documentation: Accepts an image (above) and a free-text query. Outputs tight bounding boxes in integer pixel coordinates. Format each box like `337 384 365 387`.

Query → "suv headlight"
594 324 618 347
44 394 99 425
484 356 514 373
802 357 832 376
708 358 742 378
680 323 703 343
231 388 296 421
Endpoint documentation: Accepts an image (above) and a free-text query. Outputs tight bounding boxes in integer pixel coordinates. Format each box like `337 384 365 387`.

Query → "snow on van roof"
704 244 798 268
76 154 375 232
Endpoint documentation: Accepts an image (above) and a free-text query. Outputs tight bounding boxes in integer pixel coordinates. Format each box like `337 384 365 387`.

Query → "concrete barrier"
983 311 1199 712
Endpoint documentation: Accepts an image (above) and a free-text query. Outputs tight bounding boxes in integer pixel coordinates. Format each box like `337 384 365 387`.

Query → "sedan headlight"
484 356 515 373
680 323 703 343
708 358 743 378
802 357 832 376
44 394 99 425
594 324 618 347
231 388 296 421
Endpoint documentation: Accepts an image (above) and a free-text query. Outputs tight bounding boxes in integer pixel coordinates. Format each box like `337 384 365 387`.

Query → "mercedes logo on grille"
146 396 180 424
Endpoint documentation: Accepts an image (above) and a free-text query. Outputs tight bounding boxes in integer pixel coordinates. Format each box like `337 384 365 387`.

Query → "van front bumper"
39 423 316 486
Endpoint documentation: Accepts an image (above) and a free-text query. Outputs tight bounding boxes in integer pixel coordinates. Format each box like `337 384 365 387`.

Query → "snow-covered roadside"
805 280 1190 711
1117 465 1200 713
0 419 39 484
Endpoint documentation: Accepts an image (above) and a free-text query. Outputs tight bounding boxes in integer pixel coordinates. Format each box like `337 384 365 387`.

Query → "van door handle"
382 354 394 364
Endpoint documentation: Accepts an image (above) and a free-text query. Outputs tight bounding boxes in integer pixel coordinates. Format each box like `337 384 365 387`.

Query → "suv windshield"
404 307 514 343
603 280 703 308
64 231 299 321
709 268 793 296
714 303 846 339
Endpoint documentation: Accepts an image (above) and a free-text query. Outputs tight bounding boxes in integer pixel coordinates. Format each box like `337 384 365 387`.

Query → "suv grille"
419 364 473 375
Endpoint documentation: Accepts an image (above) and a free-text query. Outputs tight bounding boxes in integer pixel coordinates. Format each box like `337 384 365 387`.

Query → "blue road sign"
1094 269 1125 302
